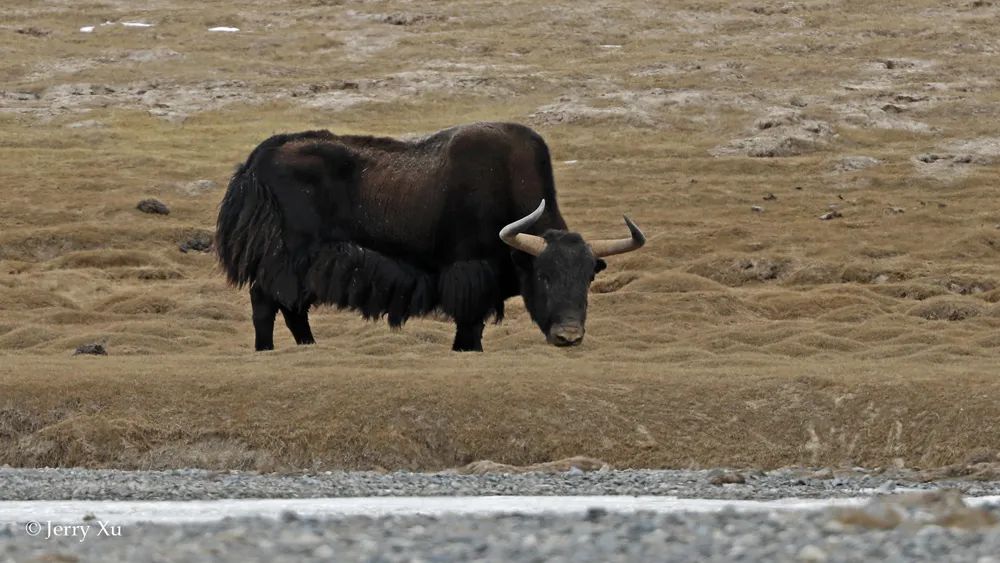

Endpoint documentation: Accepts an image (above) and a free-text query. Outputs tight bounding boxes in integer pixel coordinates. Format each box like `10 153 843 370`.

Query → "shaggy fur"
216 122 611 352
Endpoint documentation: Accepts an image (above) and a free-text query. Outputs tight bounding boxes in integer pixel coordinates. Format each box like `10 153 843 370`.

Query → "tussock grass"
3 357 1000 470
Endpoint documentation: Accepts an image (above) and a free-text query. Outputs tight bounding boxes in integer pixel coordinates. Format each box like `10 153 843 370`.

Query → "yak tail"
215 146 286 290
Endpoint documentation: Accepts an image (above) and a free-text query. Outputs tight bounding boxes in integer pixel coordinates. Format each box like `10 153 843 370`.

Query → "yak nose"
550 324 584 347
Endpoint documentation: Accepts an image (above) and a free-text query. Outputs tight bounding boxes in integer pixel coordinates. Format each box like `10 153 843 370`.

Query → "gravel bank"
3 467 1000 501
4 469 1000 561
2 499 999 563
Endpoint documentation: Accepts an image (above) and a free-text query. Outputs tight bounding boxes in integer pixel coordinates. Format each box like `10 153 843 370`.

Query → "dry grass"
2 0 1000 470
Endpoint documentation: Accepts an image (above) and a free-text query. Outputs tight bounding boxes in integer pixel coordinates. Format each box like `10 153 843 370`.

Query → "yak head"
501 200 645 347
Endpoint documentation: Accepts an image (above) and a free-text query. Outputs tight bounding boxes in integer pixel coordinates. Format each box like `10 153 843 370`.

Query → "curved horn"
499 200 547 256
588 215 646 258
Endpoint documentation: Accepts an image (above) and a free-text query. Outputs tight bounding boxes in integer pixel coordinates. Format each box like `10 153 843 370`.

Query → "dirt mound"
531 96 655 127
0 326 59 351
100 294 179 315
756 290 884 321
0 288 77 311
711 112 836 157
47 250 168 270
622 272 726 293
175 303 245 321
687 255 793 286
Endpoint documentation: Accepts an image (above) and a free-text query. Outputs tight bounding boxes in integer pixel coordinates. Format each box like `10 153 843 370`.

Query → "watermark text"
23 520 123 542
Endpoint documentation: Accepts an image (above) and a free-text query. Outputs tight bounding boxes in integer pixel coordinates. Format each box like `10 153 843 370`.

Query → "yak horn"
499 200 547 256
588 216 646 258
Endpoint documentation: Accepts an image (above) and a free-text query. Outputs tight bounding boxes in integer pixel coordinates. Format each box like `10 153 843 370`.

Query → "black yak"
215 122 645 352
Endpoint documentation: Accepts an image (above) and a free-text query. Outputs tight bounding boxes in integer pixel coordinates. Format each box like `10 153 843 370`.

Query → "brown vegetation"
1 0 1000 471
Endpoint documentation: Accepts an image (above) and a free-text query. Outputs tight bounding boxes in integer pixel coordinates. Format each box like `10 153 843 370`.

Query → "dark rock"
376 13 436 25
137 198 170 215
16 27 50 37
74 343 107 356
882 59 914 70
179 232 213 253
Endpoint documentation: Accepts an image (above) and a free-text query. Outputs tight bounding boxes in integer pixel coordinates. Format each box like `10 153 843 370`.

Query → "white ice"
79 26 95 33
208 27 240 33
121 22 153 28
3 495 999 525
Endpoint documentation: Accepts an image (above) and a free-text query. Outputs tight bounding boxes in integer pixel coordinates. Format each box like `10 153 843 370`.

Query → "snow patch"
208 27 240 33
3 495 999 525
80 21 152 32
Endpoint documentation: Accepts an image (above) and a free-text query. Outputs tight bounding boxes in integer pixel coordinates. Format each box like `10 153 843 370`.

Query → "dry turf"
2 0 1000 472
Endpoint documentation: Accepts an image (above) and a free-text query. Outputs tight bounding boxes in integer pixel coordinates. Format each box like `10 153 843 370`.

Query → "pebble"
2 504 998 562
797 544 828 561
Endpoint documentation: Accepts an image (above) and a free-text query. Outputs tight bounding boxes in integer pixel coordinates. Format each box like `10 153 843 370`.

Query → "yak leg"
250 285 279 351
452 321 485 352
280 305 316 346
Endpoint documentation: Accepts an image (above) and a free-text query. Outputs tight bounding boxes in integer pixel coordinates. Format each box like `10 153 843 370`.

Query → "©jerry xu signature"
24 520 123 542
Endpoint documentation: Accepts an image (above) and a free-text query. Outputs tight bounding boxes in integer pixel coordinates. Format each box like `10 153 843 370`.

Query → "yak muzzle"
549 324 585 347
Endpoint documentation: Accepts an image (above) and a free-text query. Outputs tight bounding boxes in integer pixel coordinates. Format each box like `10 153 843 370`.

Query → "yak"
215 122 645 352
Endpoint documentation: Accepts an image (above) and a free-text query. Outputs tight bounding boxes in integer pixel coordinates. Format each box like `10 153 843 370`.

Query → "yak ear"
594 259 607 274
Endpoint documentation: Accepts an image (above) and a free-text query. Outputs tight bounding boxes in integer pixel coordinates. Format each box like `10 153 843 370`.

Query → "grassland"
2 0 1000 471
